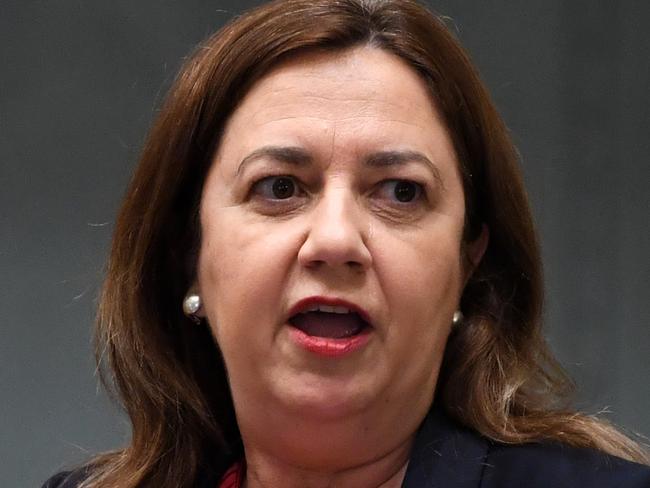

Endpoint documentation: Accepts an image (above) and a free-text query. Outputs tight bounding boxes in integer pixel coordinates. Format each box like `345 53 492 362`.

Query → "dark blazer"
402 408 650 487
43 408 650 487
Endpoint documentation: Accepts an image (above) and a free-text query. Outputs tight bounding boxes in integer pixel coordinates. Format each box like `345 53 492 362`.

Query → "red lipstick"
286 296 373 358
288 326 372 357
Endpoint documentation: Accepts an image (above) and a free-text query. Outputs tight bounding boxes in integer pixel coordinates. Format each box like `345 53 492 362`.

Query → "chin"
272 374 380 421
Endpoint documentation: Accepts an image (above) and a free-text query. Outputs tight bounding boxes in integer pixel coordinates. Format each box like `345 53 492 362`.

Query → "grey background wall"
2 1 649 486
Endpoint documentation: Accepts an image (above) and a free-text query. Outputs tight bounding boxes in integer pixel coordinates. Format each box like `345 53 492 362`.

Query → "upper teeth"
302 304 352 314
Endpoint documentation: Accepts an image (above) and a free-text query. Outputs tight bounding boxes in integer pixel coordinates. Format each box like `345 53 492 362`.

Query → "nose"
297 187 372 271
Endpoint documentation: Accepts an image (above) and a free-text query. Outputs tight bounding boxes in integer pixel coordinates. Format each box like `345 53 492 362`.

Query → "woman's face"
197 46 482 449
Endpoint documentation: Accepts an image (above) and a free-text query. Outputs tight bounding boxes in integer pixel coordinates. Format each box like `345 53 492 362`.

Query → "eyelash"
250 175 306 201
373 179 425 205
249 175 427 206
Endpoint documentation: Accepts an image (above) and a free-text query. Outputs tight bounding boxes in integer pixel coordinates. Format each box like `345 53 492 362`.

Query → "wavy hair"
80 0 648 486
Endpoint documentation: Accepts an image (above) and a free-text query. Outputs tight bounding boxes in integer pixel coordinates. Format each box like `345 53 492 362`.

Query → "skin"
196 46 487 488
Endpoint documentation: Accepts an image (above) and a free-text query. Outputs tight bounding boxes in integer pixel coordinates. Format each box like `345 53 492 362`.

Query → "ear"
463 224 489 285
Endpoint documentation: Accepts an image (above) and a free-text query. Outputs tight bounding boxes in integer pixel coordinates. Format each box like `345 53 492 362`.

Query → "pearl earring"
183 293 202 323
452 310 464 326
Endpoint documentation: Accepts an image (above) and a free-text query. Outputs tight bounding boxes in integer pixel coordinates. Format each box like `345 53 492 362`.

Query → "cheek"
375 224 464 343
373 230 464 399
381 221 463 293
197 209 303 336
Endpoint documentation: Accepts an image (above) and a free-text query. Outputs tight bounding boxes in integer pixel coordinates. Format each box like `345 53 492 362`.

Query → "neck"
242 436 412 488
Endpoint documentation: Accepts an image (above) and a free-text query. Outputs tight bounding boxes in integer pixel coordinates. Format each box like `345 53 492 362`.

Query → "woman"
44 0 650 487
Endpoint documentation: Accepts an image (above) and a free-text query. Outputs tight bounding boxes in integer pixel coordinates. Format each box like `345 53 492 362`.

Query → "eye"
376 179 423 203
251 175 301 200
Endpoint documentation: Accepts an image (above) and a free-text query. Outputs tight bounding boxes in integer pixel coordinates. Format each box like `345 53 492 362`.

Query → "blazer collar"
402 407 489 488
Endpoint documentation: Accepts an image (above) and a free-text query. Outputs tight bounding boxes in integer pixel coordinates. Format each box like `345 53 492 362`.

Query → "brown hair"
81 0 648 486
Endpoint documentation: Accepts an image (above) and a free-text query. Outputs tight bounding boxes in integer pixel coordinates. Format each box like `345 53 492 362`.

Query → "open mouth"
288 308 371 339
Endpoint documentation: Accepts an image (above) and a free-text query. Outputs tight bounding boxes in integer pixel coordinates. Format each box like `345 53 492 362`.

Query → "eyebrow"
364 150 443 187
236 146 312 175
236 146 443 186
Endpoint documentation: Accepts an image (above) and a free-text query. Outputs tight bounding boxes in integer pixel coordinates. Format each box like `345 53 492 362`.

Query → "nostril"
304 259 326 269
296 213 373 270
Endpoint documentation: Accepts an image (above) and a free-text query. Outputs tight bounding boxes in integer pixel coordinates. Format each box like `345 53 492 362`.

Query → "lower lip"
288 326 372 357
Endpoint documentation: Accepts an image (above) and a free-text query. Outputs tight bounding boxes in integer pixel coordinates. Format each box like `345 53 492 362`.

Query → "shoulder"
41 468 90 488
403 407 650 488
482 441 650 488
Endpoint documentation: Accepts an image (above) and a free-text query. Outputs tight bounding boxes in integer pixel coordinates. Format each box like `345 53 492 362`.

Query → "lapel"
402 408 489 488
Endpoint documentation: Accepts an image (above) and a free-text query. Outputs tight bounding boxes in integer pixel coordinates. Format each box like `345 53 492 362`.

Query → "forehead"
243 47 434 118
214 46 456 170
